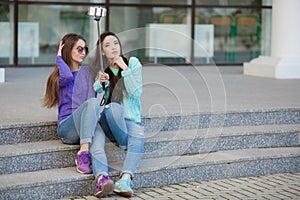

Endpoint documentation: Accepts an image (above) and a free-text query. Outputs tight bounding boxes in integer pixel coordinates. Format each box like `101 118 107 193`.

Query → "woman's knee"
105 103 123 117
83 98 101 116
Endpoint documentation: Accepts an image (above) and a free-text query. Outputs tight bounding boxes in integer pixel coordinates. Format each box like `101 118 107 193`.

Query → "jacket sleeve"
121 57 143 99
93 75 110 94
56 56 73 87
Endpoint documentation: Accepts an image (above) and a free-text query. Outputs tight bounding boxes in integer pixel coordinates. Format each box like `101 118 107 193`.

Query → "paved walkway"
60 172 300 200
1 66 300 126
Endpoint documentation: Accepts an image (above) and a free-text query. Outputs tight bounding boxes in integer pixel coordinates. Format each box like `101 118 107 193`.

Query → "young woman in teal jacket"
93 31 145 197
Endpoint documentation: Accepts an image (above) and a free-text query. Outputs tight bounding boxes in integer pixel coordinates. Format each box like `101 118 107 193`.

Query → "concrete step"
0 121 58 145
1 124 299 175
0 147 299 200
142 108 300 132
143 124 300 159
133 147 300 187
0 140 78 175
1 108 300 145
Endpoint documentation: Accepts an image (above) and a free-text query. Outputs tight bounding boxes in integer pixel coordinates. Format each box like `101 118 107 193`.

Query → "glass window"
196 0 263 6
194 6 271 64
20 0 105 2
109 7 191 64
110 0 190 5
0 0 272 66
17 4 103 65
0 3 14 65
259 8 272 56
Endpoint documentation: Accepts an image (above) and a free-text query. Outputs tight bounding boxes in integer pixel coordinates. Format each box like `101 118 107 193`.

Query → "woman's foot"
75 151 92 174
95 175 114 197
114 174 134 197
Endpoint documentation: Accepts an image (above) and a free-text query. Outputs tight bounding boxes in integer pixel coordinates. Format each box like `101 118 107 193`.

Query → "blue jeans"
57 98 101 145
57 98 108 179
97 102 145 178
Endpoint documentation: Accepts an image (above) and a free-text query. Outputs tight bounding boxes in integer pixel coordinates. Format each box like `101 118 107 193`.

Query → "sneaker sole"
114 189 133 197
75 159 92 174
95 182 114 198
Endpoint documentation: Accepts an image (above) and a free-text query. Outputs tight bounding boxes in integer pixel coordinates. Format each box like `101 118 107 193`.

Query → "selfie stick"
88 7 107 96
88 7 107 72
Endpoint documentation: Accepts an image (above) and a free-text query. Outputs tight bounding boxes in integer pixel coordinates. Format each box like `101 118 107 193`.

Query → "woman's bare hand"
98 72 109 83
57 41 64 56
112 56 128 70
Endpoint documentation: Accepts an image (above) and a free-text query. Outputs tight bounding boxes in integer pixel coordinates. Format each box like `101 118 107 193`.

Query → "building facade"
0 0 272 67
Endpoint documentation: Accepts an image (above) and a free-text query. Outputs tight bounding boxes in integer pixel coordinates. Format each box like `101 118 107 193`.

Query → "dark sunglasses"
77 46 89 54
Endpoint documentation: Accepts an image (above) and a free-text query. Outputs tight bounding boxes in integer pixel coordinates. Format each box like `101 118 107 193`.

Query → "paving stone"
287 185 300 193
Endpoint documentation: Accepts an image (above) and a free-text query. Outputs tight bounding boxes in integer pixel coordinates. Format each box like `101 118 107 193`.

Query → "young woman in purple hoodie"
43 33 114 197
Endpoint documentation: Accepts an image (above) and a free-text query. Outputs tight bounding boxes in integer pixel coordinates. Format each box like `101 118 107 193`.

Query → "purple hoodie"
56 56 96 124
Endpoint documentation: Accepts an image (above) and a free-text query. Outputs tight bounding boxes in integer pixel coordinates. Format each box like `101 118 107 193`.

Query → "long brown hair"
43 33 87 108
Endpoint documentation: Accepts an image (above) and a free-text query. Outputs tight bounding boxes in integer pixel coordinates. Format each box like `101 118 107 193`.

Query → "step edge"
1 107 300 130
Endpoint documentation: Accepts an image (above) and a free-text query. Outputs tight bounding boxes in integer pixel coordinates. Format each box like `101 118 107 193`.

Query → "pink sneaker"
75 151 92 174
95 175 114 197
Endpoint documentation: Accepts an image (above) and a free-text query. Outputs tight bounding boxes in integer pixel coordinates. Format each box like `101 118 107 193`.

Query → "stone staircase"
0 108 300 200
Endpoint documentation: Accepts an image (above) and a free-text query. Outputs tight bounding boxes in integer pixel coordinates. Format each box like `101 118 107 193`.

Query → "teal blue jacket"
93 57 143 123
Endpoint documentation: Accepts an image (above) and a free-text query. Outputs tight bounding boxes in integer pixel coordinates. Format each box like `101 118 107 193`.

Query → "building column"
243 0 300 79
